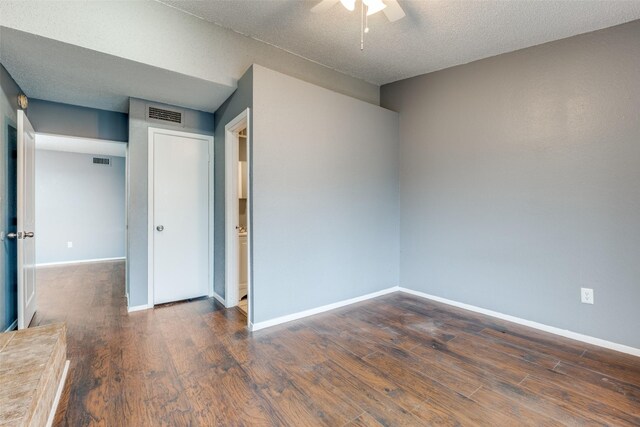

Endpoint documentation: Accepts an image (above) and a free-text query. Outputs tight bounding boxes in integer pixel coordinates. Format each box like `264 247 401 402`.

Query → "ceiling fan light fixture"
363 0 386 16
340 0 356 11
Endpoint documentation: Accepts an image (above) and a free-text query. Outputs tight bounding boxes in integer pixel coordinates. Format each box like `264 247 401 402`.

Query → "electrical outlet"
67 241 73 248
581 288 594 304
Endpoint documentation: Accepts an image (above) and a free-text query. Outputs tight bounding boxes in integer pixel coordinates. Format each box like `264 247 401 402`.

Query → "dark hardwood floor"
34 261 640 426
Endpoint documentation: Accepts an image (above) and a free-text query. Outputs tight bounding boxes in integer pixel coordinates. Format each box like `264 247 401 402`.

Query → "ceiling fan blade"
311 0 340 13
383 0 406 21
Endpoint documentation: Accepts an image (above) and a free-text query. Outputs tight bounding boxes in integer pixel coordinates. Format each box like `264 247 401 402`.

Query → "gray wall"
128 98 214 307
0 62 21 331
212 66 253 299
252 65 399 323
35 150 125 264
27 99 128 141
381 21 640 348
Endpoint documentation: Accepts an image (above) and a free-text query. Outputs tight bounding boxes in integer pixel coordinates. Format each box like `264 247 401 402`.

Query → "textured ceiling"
0 27 235 113
160 0 640 85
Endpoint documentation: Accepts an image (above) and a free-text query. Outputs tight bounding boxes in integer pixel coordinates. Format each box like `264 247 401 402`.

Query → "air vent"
93 157 111 166
148 106 183 124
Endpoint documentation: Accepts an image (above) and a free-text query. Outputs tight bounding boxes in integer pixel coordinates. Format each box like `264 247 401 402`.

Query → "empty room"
0 0 639 425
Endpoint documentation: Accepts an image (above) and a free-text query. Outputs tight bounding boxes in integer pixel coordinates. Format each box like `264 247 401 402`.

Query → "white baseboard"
127 304 151 313
46 360 70 427
250 286 400 332
212 292 226 306
4 319 17 332
398 287 640 358
37 257 125 268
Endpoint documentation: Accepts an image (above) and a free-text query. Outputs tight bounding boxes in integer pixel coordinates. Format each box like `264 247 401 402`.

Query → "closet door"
150 128 211 305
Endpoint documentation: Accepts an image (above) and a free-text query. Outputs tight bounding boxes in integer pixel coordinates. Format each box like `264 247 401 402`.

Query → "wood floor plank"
553 361 640 403
291 325 435 421
409 335 529 384
344 412 383 427
470 329 561 370
407 342 606 426
482 327 640 385
360 302 459 343
439 331 640 418
364 344 482 398
318 362 427 426
305 312 405 357
32 262 640 426
467 386 564 427
298 338 422 413
361 349 519 426
521 374 640 426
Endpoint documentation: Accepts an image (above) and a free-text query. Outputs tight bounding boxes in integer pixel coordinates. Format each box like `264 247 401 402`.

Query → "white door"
151 129 211 305
17 111 37 329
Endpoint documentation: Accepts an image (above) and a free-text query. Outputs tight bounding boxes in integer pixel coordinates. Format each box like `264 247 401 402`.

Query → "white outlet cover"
581 287 594 304
67 241 73 248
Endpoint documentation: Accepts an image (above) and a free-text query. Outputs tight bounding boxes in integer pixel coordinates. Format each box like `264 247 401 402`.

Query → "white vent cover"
93 157 111 166
148 106 183 124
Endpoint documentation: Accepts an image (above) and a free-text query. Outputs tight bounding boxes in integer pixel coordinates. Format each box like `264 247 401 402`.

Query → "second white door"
150 128 211 305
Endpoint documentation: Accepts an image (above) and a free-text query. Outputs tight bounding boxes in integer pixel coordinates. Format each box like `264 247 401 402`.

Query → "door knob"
156 225 164 232
23 231 34 238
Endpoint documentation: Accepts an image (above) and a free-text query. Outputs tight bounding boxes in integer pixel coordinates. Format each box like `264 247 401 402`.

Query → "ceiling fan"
311 0 406 50
311 0 406 21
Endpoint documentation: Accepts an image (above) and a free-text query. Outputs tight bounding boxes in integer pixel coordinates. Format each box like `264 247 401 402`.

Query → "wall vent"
93 157 111 166
148 106 183 124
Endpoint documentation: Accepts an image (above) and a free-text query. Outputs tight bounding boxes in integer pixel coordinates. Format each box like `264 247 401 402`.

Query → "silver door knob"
156 225 164 232
24 231 34 238
7 232 17 239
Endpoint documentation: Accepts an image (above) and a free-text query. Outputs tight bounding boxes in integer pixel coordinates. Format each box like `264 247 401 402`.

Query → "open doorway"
225 109 251 323
237 128 248 314
34 134 127 267
33 133 127 319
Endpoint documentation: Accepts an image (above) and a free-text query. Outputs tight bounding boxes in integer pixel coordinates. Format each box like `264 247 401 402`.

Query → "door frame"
224 108 251 326
147 127 214 307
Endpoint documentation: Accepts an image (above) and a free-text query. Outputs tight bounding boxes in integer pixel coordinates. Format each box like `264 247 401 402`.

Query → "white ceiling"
0 27 235 113
161 0 640 85
36 134 127 157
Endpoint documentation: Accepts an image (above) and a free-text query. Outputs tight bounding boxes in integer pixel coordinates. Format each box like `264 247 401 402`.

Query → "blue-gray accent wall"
26 99 128 142
0 62 21 331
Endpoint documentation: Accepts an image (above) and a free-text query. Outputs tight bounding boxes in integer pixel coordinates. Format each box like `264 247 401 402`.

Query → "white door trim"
125 143 130 303
147 127 214 308
225 108 251 327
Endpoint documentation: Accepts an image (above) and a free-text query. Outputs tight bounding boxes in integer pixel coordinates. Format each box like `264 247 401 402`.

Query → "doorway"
237 128 248 314
33 132 128 325
225 109 251 324
34 134 127 267
148 127 214 305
